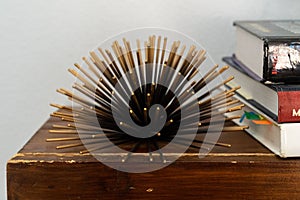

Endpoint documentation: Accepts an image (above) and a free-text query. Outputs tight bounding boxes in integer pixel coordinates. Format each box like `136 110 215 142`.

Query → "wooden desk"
7 117 300 199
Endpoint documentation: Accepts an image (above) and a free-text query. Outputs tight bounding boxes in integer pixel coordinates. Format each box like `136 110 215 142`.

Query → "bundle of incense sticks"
48 35 247 161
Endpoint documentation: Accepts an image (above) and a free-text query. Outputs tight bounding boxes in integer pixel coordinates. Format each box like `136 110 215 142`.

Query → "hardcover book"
227 95 300 158
234 20 300 83
223 55 300 123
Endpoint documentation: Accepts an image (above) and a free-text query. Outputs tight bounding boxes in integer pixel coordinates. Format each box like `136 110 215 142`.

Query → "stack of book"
223 20 300 157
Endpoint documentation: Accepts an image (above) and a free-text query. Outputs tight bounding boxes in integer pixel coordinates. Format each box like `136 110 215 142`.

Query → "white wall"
1 0 299 198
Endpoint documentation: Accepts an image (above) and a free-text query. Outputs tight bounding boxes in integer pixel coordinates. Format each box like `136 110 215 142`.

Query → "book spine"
263 41 269 81
278 91 300 123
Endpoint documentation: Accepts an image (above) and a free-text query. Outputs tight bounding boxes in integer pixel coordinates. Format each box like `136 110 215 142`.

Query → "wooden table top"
7 116 300 200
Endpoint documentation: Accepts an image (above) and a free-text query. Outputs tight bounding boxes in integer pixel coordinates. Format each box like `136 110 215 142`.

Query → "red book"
223 56 300 123
278 91 300 122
